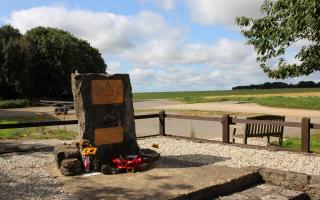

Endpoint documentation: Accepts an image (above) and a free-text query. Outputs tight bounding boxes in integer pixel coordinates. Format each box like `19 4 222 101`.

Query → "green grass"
271 133 320 152
255 96 320 110
134 88 320 110
133 88 320 100
0 99 31 109
180 95 320 110
0 120 27 139
0 119 78 140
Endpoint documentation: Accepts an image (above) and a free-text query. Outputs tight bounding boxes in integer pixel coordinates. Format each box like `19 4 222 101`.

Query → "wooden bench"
233 115 285 146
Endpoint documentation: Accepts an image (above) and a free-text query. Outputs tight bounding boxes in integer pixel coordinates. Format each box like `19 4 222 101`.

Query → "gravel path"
0 152 75 200
1 137 320 199
139 137 320 175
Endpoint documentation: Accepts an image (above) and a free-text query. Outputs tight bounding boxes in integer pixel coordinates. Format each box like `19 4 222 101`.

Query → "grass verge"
181 96 320 110
0 99 31 109
271 133 320 152
0 119 77 140
133 88 320 100
134 88 320 110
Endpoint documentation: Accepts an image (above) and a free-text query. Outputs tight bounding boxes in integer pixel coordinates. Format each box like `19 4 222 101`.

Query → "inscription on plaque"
94 127 124 145
91 80 123 105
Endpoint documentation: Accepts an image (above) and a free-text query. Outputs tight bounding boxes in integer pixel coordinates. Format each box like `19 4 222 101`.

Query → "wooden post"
159 111 166 136
301 117 310 152
222 114 230 144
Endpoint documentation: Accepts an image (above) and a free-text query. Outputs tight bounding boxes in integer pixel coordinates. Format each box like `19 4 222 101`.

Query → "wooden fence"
1 111 320 153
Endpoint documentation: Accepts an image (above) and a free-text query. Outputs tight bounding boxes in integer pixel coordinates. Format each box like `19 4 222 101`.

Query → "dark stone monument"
71 73 139 163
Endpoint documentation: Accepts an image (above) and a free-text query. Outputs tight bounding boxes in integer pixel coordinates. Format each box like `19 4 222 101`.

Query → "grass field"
134 88 320 110
0 118 77 140
134 88 320 100
0 99 30 109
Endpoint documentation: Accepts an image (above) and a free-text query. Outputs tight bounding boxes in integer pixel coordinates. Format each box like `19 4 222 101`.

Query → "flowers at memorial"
81 147 97 156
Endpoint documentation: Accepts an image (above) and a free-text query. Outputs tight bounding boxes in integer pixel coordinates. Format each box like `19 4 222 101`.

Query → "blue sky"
1 0 319 92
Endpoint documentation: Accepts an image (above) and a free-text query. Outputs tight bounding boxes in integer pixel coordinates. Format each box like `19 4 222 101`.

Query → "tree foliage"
236 0 320 79
232 81 320 90
0 25 106 99
0 25 29 98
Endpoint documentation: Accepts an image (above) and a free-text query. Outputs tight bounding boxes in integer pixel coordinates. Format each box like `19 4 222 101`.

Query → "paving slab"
47 158 261 200
218 183 308 200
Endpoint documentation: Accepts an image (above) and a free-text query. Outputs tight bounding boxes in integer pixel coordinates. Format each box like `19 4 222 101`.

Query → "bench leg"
232 128 236 143
279 135 283 146
244 136 247 144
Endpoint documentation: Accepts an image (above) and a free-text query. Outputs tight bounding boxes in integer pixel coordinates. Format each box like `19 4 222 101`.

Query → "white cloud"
8 6 184 54
6 5 314 92
130 67 156 82
122 38 253 68
186 0 263 26
155 0 176 10
139 0 176 10
107 61 121 74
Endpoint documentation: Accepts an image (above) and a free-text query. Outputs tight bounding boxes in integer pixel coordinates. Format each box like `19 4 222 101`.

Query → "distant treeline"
232 81 320 90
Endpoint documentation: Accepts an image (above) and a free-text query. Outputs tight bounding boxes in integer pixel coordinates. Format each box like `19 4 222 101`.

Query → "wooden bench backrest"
245 115 285 138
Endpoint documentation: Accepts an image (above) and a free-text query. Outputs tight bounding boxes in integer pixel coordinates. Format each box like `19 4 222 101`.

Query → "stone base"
60 158 82 176
54 143 81 168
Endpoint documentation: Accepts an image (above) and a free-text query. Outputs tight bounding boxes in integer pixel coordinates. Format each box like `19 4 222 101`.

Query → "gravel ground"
139 137 320 175
0 152 75 200
1 137 320 199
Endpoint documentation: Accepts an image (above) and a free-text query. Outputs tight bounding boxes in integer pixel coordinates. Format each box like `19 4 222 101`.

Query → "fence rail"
1 111 320 153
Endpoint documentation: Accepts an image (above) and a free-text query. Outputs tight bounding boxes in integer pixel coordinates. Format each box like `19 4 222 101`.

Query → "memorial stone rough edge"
71 73 139 162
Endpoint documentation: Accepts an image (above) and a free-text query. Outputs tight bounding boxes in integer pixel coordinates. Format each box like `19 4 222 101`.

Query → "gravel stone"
0 152 76 200
138 137 320 175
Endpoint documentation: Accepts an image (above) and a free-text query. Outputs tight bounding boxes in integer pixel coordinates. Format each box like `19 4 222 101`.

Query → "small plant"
190 120 196 138
190 128 196 138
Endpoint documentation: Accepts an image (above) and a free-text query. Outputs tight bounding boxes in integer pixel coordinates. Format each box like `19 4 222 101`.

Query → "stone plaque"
91 80 123 105
94 126 124 145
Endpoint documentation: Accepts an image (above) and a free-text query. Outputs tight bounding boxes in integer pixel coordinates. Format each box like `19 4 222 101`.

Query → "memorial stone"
71 73 139 163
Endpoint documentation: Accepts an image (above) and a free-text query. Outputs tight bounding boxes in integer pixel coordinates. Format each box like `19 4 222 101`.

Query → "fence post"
301 117 310 153
159 111 166 136
222 114 230 144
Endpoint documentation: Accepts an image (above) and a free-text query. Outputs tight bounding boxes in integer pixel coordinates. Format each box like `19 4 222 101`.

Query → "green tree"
0 25 106 99
236 0 320 79
0 25 29 99
25 27 106 99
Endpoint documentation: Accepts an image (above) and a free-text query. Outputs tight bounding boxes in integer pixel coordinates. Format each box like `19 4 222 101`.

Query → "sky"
0 0 319 92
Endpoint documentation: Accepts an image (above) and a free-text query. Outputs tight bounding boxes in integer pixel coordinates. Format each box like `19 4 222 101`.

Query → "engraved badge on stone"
91 80 123 105
94 127 124 145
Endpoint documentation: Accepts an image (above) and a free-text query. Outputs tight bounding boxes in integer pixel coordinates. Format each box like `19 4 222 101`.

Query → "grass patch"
30 129 78 140
134 88 320 110
180 96 320 110
255 96 320 110
133 88 320 100
0 99 31 109
271 133 320 152
0 120 26 139
0 119 77 140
